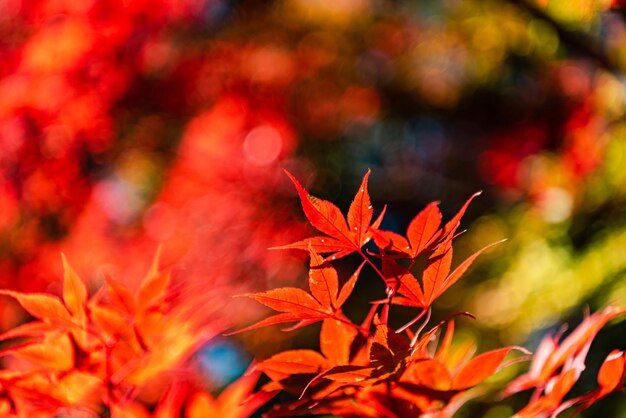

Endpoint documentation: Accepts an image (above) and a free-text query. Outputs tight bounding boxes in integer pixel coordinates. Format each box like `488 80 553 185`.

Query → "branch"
504 0 623 75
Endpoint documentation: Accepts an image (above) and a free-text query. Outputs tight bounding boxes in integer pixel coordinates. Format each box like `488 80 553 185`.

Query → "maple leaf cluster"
0 169 623 417
0 251 273 417
234 171 626 417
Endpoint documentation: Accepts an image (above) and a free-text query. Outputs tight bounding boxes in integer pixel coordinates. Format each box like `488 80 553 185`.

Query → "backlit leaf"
321 319 357 365
406 201 442 258
271 236 354 254
309 247 338 308
257 350 331 376
240 288 324 314
347 170 373 247
61 254 87 322
597 350 625 394
452 347 520 390
336 262 365 308
439 191 482 241
137 247 170 311
284 170 351 242
383 258 425 307
0 290 72 326
422 240 453 306
435 239 505 299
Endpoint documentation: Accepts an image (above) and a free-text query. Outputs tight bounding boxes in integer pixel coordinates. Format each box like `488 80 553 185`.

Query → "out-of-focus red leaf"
137 247 170 311
0 321 53 342
215 368 276 418
0 290 72 326
452 347 522 390
540 307 626 382
410 359 452 391
435 321 455 362
597 350 625 394
7 332 74 371
61 254 87 323
105 276 136 314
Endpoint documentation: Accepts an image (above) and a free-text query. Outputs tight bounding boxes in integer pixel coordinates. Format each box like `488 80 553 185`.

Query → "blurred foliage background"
2 0 626 415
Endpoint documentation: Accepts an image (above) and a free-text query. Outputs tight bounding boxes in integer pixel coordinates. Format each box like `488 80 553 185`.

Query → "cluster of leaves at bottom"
0 251 273 417
234 170 626 418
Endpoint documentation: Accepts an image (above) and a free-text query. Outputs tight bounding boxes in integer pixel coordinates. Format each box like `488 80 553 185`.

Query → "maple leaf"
371 192 481 258
185 369 276 418
406 201 442 258
505 307 626 417
320 318 358 366
272 170 382 260
381 239 503 308
232 251 364 334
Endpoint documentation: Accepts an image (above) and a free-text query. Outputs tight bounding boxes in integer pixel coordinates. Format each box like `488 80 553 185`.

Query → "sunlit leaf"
347 169 373 247
406 201 441 258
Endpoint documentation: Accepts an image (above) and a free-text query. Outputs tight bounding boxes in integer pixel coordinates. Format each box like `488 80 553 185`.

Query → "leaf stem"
410 308 432 348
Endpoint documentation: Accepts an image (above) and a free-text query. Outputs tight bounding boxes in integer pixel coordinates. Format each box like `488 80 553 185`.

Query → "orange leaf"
137 247 170 311
336 261 365 308
284 170 351 243
383 259 425 307
308 247 339 308
61 254 87 323
320 319 357 365
89 303 130 340
56 370 102 406
8 332 74 371
0 321 53 341
452 347 520 390
215 368 275 417
371 229 410 255
105 276 136 314
435 239 505 300
406 201 441 258
598 350 625 394
439 191 481 240
271 236 354 254
409 359 452 391
186 391 218 418
240 288 324 314
226 312 327 335
435 321 455 362
541 306 626 382
421 241 453 306
257 350 331 376
347 170 373 247
318 365 375 383
0 290 72 326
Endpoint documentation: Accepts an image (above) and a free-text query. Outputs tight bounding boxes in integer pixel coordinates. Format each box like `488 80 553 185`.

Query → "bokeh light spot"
243 126 283 166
